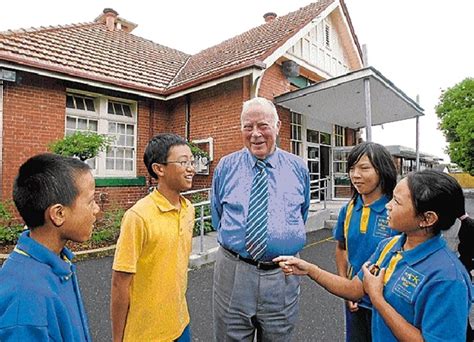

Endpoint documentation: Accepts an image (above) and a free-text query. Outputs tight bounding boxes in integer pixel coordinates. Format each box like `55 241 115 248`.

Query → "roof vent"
94 8 138 33
263 12 277 23
103 8 119 31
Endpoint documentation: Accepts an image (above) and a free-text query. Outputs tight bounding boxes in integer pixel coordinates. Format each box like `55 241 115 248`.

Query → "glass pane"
89 120 98 132
320 132 331 145
114 103 124 116
86 158 96 169
123 105 132 117
66 95 74 109
118 134 126 145
107 103 114 114
66 116 76 129
106 158 114 169
125 160 133 170
78 118 87 130
126 125 134 135
116 159 124 170
66 129 74 136
124 149 133 158
308 146 319 159
106 149 114 157
118 124 126 134
85 98 95 111
75 97 85 110
307 129 319 143
126 136 134 147
335 176 350 185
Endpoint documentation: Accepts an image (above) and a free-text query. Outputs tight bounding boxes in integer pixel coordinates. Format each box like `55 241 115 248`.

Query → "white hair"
241 97 279 129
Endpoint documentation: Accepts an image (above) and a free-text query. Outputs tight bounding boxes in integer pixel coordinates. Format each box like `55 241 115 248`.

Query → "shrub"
91 207 125 244
49 131 112 161
0 201 24 246
190 193 213 236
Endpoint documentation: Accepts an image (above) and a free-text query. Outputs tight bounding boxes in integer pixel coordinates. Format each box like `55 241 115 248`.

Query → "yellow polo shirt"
112 189 194 341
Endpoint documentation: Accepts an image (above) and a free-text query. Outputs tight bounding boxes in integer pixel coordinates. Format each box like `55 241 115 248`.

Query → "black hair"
347 142 397 199
13 153 91 228
406 170 473 236
143 133 187 179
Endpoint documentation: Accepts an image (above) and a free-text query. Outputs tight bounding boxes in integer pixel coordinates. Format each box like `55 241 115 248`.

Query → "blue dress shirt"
0 231 91 341
211 147 310 261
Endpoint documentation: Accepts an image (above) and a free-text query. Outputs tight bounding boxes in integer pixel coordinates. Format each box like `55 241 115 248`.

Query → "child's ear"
47 204 66 227
152 163 165 178
420 211 438 228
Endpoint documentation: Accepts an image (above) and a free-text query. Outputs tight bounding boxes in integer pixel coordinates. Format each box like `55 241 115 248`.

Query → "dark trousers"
345 306 372 342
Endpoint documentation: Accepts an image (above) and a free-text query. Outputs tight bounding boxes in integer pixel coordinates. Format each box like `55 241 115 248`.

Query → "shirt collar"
244 147 279 169
353 194 388 213
394 233 446 266
16 230 74 279
150 188 188 213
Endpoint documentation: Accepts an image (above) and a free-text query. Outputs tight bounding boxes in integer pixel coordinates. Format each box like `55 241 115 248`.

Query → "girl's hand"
361 262 385 302
346 300 359 312
273 256 313 276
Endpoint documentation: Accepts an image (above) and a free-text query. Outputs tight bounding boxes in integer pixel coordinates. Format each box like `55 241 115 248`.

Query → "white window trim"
65 89 137 178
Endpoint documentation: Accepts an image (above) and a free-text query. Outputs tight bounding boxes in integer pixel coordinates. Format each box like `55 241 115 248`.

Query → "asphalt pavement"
77 194 474 342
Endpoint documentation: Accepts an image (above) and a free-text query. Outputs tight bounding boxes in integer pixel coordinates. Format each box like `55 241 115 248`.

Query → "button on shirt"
0 231 91 342
211 147 310 261
358 233 473 342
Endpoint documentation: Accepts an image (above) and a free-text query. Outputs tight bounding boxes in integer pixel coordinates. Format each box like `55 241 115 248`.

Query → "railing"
310 177 330 209
181 188 212 254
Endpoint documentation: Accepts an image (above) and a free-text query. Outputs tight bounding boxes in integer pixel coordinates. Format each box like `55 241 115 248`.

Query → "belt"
222 247 280 271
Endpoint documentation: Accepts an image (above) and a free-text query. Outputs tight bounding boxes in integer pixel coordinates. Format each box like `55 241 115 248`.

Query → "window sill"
95 176 146 187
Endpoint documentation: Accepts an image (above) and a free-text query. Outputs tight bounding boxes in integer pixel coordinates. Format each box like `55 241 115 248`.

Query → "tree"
435 78 474 175
49 131 112 161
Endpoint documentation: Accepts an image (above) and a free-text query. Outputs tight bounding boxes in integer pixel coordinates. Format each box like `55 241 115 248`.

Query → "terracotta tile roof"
0 0 339 95
0 23 190 93
169 0 335 91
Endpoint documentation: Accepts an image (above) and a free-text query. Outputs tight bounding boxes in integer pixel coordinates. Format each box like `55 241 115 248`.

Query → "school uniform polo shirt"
358 234 473 342
334 195 398 307
0 231 91 341
113 189 195 341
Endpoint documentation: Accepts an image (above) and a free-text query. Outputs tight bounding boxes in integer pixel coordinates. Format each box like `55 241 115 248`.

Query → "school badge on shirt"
392 266 425 303
373 215 391 238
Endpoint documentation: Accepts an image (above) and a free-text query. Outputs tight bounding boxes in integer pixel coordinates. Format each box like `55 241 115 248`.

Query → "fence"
182 188 212 254
310 177 330 209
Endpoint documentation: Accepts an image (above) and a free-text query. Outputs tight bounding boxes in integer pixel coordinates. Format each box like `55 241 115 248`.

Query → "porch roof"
274 66 424 129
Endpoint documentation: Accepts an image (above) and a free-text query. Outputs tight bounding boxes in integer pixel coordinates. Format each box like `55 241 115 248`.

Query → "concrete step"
329 212 339 220
324 219 337 230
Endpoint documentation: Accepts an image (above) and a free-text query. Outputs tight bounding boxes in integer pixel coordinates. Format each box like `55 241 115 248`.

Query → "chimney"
103 8 119 31
263 12 277 23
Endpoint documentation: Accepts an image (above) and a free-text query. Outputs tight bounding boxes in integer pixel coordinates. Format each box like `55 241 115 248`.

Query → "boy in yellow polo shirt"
111 133 195 342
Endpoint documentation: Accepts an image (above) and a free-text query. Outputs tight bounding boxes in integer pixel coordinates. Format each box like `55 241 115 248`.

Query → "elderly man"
211 97 310 341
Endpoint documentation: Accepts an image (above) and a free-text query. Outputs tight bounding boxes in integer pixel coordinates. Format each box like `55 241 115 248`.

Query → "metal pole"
364 77 372 142
415 95 420 171
199 205 204 254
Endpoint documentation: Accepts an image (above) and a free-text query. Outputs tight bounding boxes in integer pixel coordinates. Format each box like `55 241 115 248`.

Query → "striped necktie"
245 159 268 260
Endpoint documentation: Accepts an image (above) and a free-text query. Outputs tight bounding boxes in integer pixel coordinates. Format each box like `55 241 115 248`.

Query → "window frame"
65 90 137 178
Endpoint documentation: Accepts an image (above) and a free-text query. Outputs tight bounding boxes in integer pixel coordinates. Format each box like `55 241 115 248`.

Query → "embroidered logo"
373 215 391 238
392 266 425 303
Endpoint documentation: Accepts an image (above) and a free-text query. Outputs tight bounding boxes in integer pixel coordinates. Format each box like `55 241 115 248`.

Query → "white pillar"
364 77 372 142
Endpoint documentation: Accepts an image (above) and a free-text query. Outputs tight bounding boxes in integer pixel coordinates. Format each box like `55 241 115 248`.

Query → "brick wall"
2 72 66 200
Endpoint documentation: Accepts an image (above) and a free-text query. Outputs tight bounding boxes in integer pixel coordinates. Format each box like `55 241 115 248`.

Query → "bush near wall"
449 173 474 188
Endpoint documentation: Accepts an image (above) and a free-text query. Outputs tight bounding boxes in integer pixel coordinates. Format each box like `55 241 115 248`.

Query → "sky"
1 0 473 162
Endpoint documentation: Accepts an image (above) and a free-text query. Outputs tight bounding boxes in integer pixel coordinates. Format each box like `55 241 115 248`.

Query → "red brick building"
0 0 422 210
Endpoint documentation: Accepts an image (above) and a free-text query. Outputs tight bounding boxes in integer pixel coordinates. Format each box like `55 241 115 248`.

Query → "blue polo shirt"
0 231 91 341
334 194 398 307
211 147 310 261
358 234 472 342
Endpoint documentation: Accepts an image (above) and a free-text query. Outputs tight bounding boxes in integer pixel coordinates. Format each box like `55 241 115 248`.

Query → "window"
290 112 302 157
65 92 137 177
307 129 331 146
334 125 345 147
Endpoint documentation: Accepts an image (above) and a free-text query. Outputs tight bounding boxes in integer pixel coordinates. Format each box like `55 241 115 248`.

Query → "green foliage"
435 78 474 175
188 142 209 159
90 207 125 244
0 201 23 246
190 193 213 236
49 131 112 161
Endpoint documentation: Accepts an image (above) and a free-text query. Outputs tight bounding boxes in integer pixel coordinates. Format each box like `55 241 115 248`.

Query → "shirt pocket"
283 192 303 225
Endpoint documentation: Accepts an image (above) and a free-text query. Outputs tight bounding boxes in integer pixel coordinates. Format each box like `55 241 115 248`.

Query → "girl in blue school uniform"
275 170 473 342
333 142 398 342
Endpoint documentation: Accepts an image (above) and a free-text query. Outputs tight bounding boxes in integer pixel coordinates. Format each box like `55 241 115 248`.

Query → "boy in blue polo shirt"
0 153 99 341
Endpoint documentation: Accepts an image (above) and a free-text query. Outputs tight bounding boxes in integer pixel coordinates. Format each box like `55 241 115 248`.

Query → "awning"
274 66 424 129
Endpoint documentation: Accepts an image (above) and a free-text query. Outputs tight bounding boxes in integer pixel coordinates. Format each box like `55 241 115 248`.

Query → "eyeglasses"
163 160 196 168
